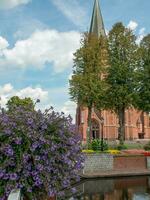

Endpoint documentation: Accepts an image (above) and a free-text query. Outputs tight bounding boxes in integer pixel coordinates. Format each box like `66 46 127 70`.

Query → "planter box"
83 153 114 174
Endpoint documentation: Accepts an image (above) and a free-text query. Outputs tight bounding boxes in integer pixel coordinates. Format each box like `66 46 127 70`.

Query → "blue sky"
0 0 149 121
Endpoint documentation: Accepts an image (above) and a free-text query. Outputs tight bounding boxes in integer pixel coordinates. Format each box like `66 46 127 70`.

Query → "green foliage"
91 139 108 151
117 144 128 150
144 142 150 151
70 33 108 108
106 22 138 110
69 33 109 143
135 34 150 113
105 22 139 144
7 96 35 111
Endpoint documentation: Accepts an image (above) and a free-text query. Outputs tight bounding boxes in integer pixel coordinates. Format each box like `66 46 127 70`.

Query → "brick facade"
76 107 150 141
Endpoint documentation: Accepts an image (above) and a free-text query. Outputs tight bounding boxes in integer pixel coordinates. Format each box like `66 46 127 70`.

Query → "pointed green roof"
89 0 106 37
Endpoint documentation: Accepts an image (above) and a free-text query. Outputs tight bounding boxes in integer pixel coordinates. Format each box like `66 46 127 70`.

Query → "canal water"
58 176 150 200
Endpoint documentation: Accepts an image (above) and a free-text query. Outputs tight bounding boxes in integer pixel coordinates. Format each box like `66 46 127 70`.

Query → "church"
76 0 150 141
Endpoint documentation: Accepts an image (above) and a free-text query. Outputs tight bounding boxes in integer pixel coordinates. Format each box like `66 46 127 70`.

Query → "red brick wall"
114 155 146 170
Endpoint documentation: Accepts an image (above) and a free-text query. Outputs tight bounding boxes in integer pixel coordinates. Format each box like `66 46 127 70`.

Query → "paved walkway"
81 169 150 178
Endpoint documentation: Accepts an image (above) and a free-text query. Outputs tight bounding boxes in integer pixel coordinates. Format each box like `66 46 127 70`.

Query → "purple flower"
23 154 30 163
0 104 84 199
0 170 5 178
71 187 77 194
31 142 39 151
15 138 22 145
41 124 47 130
27 118 34 125
35 156 41 161
4 145 14 156
4 129 12 135
27 187 32 193
62 179 70 188
2 115 9 123
3 173 9 180
36 164 44 171
0 196 6 200
57 191 65 197
31 171 38 176
35 179 42 187
9 173 18 181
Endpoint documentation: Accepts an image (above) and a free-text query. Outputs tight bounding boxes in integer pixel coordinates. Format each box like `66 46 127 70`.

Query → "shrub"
144 142 150 151
0 105 84 200
91 139 108 151
117 144 128 150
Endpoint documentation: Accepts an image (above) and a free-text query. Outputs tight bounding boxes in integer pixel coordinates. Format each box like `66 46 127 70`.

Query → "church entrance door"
91 120 100 140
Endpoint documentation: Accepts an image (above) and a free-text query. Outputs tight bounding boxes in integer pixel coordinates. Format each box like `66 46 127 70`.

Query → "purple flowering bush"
0 105 84 200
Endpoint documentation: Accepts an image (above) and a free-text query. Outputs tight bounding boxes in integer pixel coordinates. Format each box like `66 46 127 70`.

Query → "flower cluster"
143 152 150 156
106 150 121 154
82 149 95 153
0 105 84 200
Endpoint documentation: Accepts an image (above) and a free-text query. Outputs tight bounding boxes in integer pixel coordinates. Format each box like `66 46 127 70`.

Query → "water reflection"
58 176 150 200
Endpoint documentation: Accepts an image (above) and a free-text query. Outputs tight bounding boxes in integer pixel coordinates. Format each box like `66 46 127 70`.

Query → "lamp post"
100 117 104 152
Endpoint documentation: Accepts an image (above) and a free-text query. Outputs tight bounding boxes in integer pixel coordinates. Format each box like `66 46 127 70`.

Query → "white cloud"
51 0 87 27
16 87 48 101
0 29 80 73
105 29 109 36
139 28 145 35
0 95 8 108
62 100 76 122
136 28 146 44
0 84 77 121
0 36 9 51
0 83 48 108
0 83 13 95
127 20 138 31
0 0 31 10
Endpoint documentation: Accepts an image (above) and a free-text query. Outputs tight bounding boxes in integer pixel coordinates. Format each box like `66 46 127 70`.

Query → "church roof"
89 0 106 37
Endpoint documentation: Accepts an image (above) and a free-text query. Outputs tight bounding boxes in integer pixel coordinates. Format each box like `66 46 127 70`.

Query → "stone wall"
83 154 113 174
82 154 150 176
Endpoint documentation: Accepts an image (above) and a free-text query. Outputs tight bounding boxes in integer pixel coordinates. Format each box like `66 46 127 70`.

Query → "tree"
7 96 35 111
135 34 150 113
105 23 138 145
69 33 109 144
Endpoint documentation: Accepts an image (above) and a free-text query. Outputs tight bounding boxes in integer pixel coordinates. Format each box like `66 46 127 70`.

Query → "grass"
108 142 145 150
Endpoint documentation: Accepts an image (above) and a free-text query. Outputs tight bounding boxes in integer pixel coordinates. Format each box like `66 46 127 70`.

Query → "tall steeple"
90 0 106 37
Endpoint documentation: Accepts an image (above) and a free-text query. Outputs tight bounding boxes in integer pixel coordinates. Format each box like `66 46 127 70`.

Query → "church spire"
89 0 106 37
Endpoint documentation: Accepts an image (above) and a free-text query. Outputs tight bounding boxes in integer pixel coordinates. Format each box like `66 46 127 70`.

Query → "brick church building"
76 0 150 141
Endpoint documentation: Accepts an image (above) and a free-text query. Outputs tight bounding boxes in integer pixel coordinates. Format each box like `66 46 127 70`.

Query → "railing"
8 189 22 200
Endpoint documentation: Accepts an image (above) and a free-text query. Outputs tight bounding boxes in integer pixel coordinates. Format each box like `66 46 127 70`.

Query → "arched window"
91 120 100 139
